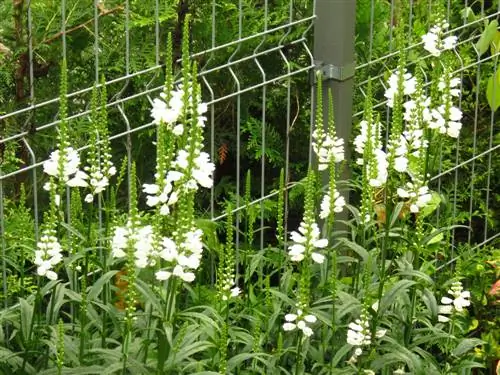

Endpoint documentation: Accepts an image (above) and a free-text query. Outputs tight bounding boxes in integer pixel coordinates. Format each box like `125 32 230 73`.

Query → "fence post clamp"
313 60 356 82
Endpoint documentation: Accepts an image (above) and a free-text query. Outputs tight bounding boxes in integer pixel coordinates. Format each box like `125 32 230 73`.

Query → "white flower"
311 252 325 264
369 149 388 187
288 221 328 263
304 314 317 323
34 230 63 280
422 20 457 56
193 152 215 188
155 270 172 281
347 320 370 346
143 183 160 195
319 190 346 219
397 183 432 213
67 170 89 187
438 281 471 322
385 70 417 108
283 309 317 337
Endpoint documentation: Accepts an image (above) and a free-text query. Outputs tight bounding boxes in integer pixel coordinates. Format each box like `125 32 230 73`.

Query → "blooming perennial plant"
282 304 318 337
346 307 386 364
354 19 462 221
289 221 328 264
438 281 471 323
421 19 458 57
34 228 63 280
112 57 214 283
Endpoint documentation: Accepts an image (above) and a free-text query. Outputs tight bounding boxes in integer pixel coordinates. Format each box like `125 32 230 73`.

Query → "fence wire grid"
0 0 499 294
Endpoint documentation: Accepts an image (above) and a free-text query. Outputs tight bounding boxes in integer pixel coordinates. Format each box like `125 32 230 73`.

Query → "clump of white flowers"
384 69 417 108
283 305 317 337
429 72 462 138
319 189 345 219
289 221 328 264
421 19 458 57
396 183 432 213
111 220 205 283
312 127 344 171
151 89 184 127
438 281 471 323
34 228 63 280
346 307 387 364
43 147 89 194
354 118 388 188
142 170 182 216
81 85 116 203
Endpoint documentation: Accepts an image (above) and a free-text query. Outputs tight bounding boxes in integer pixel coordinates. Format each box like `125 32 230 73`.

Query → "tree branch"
40 6 124 46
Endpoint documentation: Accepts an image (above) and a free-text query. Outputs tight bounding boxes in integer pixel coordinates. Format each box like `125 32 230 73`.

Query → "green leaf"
426 227 444 245
46 283 66 324
87 270 118 301
419 192 441 218
379 280 416 314
476 20 499 56
227 353 272 371
330 343 352 367
461 7 477 24
486 69 500 111
39 366 105 375
452 338 484 357
491 31 500 55
338 238 369 263
19 297 34 343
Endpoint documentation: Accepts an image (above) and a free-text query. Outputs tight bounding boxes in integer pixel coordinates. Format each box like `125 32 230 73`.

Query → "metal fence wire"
0 0 499 297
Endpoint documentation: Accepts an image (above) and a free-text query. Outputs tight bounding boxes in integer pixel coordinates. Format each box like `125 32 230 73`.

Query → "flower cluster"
151 89 184 128
143 171 182 215
346 307 386 364
319 189 346 219
156 228 204 282
219 279 241 301
288 221 328 264
421 20 458 57
151 85 209 133
43 147 88 188
34 228 63 280
283 306 317 337
438 281 471 322
429 75 462 138
145 85 214 212
111 220 205 283
312 128 344 171
82 135 116 203
174 149 215 189
396 183 432 213
384 69 417 108
354 119 388 188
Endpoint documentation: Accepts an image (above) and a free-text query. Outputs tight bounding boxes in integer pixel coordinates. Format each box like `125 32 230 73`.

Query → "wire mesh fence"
352 0 500 270
0 0 499 296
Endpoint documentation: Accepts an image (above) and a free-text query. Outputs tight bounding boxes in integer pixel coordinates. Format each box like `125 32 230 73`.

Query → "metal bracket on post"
311 61 356 83
321 61 356 81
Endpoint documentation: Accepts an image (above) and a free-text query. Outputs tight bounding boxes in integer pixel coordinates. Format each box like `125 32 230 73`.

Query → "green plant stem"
294 334 303 375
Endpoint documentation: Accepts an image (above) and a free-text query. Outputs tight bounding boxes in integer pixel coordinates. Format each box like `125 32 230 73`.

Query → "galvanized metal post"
314 0 356 227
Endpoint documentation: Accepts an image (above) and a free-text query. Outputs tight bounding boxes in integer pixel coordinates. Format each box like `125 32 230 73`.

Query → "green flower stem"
294 333 303 375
